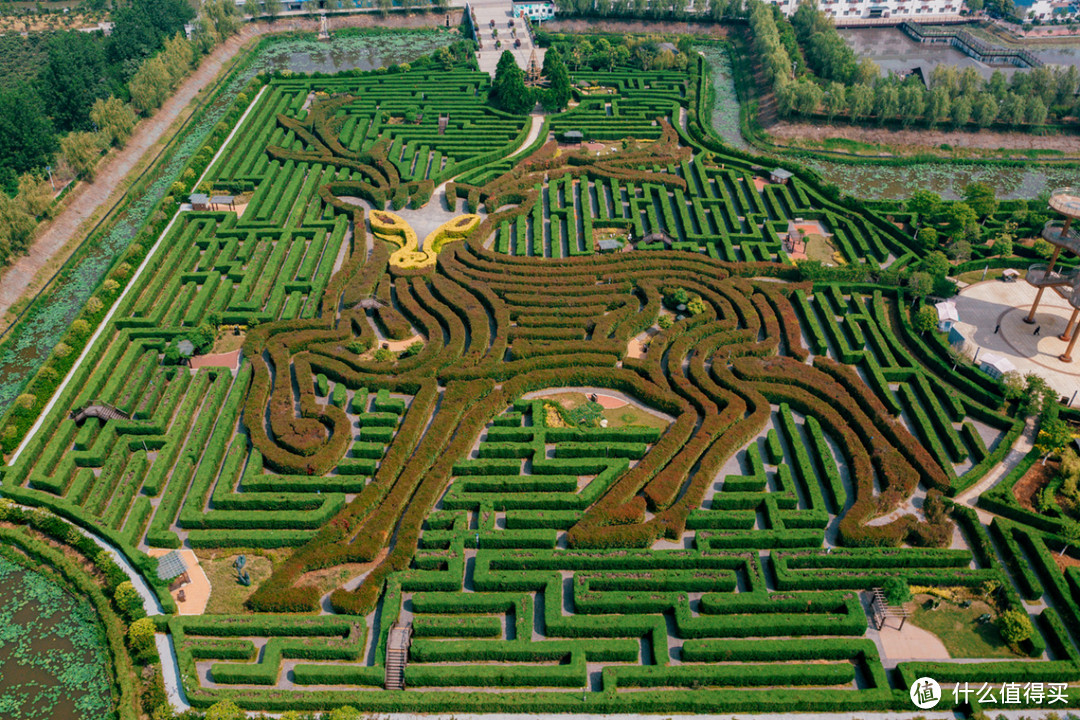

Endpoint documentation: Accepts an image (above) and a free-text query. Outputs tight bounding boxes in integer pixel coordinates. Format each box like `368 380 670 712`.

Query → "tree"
113 581 143 618
1001 92 1026 126
942 202 979 240
963 182 998 219
922 250 951 278
1025 96 1048 125
916 227 939 249
491 51 533 114
846 83 873 121
0 193 37 265
993 233 1013 258
127 617 156 653
244 0 260 16
882 577 911 605
60 132 104 179
1060 522 1080 557
302 0 318 15
823 82 846 122
91 96 138 148
129 55 172 113
16 173 54 219
1036 413 1072 461
997 609 1034 646
946 240 972 262
973 93 999 128
329 707 363 720
928 86 951 127
914 305 938 334
950 95 972 126
907 271 933 300
0 84 57 178
907 189 941 226
265 0 283 19
899 84 926 127
40 31 115 133
1001 371 1025 402
873 83 899 124
1023 373 1058 419
541 50 571 112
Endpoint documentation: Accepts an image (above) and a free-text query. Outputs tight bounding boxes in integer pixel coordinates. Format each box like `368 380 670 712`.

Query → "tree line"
756 0 1080 128
0 0 241 268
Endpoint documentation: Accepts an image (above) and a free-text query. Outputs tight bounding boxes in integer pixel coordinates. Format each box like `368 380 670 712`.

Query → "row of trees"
0 0 241 268
764 0 1080 129
537 34 696 73
550 0 749 21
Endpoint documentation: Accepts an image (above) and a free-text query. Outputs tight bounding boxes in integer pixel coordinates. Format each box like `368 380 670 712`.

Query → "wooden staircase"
385 623 412 691
70 403 130 425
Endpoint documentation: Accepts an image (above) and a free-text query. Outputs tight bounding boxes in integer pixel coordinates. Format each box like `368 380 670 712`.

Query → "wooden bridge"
70 403 130 425
385 623 412 690
901 22 1043 68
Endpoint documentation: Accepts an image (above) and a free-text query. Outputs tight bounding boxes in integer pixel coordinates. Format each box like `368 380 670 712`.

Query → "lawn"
955 268 1024 285
804 233 838 264
542 391 671 430
197 551 276 615
909 593 1019 659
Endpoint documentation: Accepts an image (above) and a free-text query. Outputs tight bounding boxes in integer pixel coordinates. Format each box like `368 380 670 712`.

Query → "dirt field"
1012 459 1057 512
767 121 1080 155
545 17 728 37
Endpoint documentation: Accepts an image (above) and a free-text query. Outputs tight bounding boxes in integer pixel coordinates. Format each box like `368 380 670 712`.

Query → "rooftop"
156 550 189 581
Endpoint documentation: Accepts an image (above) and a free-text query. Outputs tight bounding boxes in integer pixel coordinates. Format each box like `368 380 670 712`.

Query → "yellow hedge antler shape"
370 211 480 269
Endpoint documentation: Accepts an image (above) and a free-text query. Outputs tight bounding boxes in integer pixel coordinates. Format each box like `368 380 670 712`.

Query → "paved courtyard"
469 0 545 75
953 279 1080 400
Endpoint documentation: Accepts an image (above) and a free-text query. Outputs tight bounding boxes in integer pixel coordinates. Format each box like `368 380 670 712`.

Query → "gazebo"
1022 187 1080 360
156 550 190 591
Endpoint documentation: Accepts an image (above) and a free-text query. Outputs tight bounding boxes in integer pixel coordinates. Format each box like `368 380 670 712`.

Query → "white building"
512 1 556 20
935 300 959 332
770 0 962 22
980 352 1017 379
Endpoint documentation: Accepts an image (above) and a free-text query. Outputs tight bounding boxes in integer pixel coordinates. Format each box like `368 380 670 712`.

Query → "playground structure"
1023 187 1080 361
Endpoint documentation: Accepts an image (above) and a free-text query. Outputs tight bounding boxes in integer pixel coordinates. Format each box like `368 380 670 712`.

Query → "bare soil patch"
545 17 728 36
767 121 1080 156
1013 459 1058 512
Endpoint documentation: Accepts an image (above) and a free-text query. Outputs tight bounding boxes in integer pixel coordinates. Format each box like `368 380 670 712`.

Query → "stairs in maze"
70 403 130 425
385 623 412 690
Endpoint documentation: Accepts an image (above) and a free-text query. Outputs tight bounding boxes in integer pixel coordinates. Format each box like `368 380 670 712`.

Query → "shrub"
373 348 395 363
882 577 911 605
128 617 156 654
998 609 1034 645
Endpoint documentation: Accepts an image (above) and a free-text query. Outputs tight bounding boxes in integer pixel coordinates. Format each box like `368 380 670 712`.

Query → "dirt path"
767 121 1080 156
0 11 460 327
0 29 254 323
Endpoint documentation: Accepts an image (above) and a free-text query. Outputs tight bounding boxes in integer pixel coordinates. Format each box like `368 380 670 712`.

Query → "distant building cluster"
770 0 962 22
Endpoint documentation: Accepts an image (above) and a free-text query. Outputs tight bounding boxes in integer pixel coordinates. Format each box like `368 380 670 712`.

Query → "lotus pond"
0 554 114 720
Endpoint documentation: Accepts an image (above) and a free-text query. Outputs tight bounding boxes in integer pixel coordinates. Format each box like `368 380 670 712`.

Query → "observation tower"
1024 187 1080 361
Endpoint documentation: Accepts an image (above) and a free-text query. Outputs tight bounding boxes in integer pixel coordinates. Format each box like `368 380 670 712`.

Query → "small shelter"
1002 268 1020 283
562 130 584 144
596 239 622 253
934 300 959 332
157 550 191 591
210 195 236 211
980 352 1017 380
190 193 210 211
770 168 794 185
177 339 196 358
785 221 804 254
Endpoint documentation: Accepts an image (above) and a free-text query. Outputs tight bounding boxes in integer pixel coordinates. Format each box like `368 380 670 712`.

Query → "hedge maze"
5 55 1080 715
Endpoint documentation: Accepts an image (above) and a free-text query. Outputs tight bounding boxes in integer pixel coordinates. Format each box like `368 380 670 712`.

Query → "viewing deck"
901 22 1043 68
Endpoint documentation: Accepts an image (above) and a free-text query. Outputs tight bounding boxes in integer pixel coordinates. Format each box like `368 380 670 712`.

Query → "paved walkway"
953 279 1080 399
470 0 544 75
954 416 1037 507
147 548 212 615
